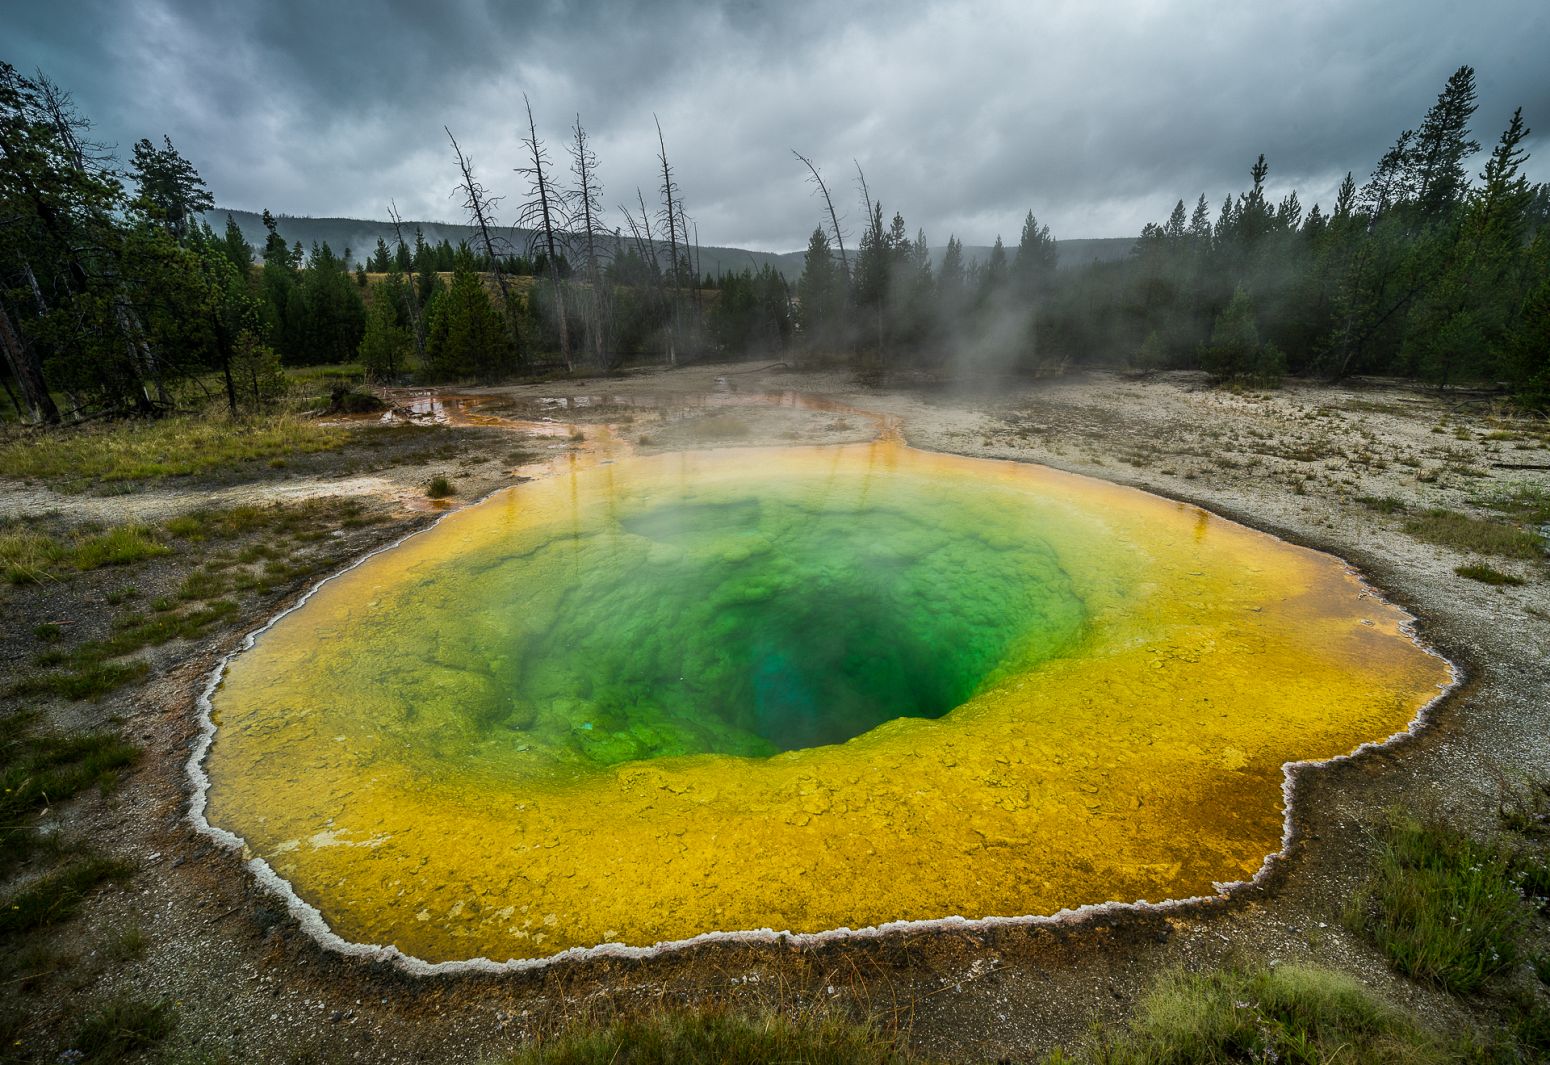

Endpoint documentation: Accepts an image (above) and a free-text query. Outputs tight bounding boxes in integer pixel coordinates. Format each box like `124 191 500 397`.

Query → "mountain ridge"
207 208 1135 280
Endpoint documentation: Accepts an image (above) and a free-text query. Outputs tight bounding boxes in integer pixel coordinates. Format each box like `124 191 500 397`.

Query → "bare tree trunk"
793 150 850 277
0 298 60 424
854 163 885 360
445 126 525 365
624 188 673 366
516 98 571 371
655 116 683 367
568 116 610 369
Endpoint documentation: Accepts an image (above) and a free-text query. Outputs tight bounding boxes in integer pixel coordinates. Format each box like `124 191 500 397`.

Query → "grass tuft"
7 659 151 701
1345 811 1526 994
1081 963 1452 1065
503 1009 918 1065
1356 495 1408 515
1403 509 1544 559
68 526 168 570
426 474 456 499
0 855 136 936
68 994 175 1063
0 525 64 584
1455 563 1525 586
1 523 167 585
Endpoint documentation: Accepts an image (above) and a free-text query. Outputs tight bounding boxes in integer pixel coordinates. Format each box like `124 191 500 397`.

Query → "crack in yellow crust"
205 441 1450 964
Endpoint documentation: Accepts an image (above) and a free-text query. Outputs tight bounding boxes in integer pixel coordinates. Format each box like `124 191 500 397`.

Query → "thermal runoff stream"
201 433 1452 966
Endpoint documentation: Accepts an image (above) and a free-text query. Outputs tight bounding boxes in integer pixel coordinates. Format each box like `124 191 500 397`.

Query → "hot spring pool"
197 438 1452 967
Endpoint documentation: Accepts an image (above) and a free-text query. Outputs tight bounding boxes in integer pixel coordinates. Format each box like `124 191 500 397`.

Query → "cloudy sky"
12 0 1550 251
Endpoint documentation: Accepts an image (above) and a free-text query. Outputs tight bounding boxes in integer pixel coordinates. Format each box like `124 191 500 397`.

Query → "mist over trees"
1 60 1547 423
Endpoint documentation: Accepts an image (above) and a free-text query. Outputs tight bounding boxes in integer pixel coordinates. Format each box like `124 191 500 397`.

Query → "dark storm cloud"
11 0 1549 251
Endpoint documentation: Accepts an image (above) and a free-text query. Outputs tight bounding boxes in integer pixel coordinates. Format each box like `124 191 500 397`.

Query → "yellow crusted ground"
205 441 1450 964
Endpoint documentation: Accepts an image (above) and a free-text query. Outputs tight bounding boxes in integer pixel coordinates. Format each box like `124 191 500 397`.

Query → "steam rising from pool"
200 438 1452 965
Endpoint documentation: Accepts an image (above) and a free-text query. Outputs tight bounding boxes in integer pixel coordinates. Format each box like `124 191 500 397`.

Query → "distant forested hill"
206 208 1131 279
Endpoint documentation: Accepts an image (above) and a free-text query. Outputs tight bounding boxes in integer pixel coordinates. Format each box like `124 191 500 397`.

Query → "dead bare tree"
654 116 686 366
445 126 525 363
793 150 850 278
385 200 426 362
854 161 886 357
618 192 659 278
567 114 611 368
617 190 680 364
515 95 572 370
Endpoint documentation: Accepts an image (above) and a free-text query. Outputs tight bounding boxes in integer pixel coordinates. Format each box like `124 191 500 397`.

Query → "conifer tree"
1408 65 1480 223
221 214 253 276
423 253 517 380
359 288 410 381
1011 211 1057 300
797 226 844 356
128 135 213 242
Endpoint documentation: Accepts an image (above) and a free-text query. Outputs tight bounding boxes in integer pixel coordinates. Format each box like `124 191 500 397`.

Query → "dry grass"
0 413 349 488
502 1008 923 1065
1 524 168 585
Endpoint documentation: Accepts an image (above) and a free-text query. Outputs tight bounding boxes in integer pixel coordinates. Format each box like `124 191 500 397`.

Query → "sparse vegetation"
0 725 137 863
2 523 167 585
427 474 456 498
1456 563 1526 585
67 994 175 1063
1357 495 1408 514
1346 811 1528 994
1075 963 1453 1065
503 1009 921 1065
0 413 352 488
1402 508 1545 559
0 855 136 935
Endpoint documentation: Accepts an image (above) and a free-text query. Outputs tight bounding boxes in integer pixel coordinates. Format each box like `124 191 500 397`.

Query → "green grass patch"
0 726 137 865
503 1009 920 1065
1356 495 1408 514
67 526 168 570
0 525 64 585
1345 811 1527 994
2 523 167 585
68 994 175 1063
0 413 349 487
1456 563 1526 586
0 855 135 936
1402 509 1545 559
1078 963 1452 1065
102 922 149 963
1477 484 1550 527
163 498 375 542
426 474 456 499
7 660 150 702
285 362 364 386
1499 778 1550 838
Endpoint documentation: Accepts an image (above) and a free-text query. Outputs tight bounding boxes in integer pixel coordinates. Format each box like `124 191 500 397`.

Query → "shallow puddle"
199 433 1451 966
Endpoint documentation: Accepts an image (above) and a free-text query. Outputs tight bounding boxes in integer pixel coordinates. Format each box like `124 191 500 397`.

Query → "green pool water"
496 491 1086 762
346 464 1089 773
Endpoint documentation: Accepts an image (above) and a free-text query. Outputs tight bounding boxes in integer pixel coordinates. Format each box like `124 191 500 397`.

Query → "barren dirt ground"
2 364 1547 1063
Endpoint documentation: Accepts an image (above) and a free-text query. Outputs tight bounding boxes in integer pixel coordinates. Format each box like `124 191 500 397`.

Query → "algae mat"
200 440 1452 965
